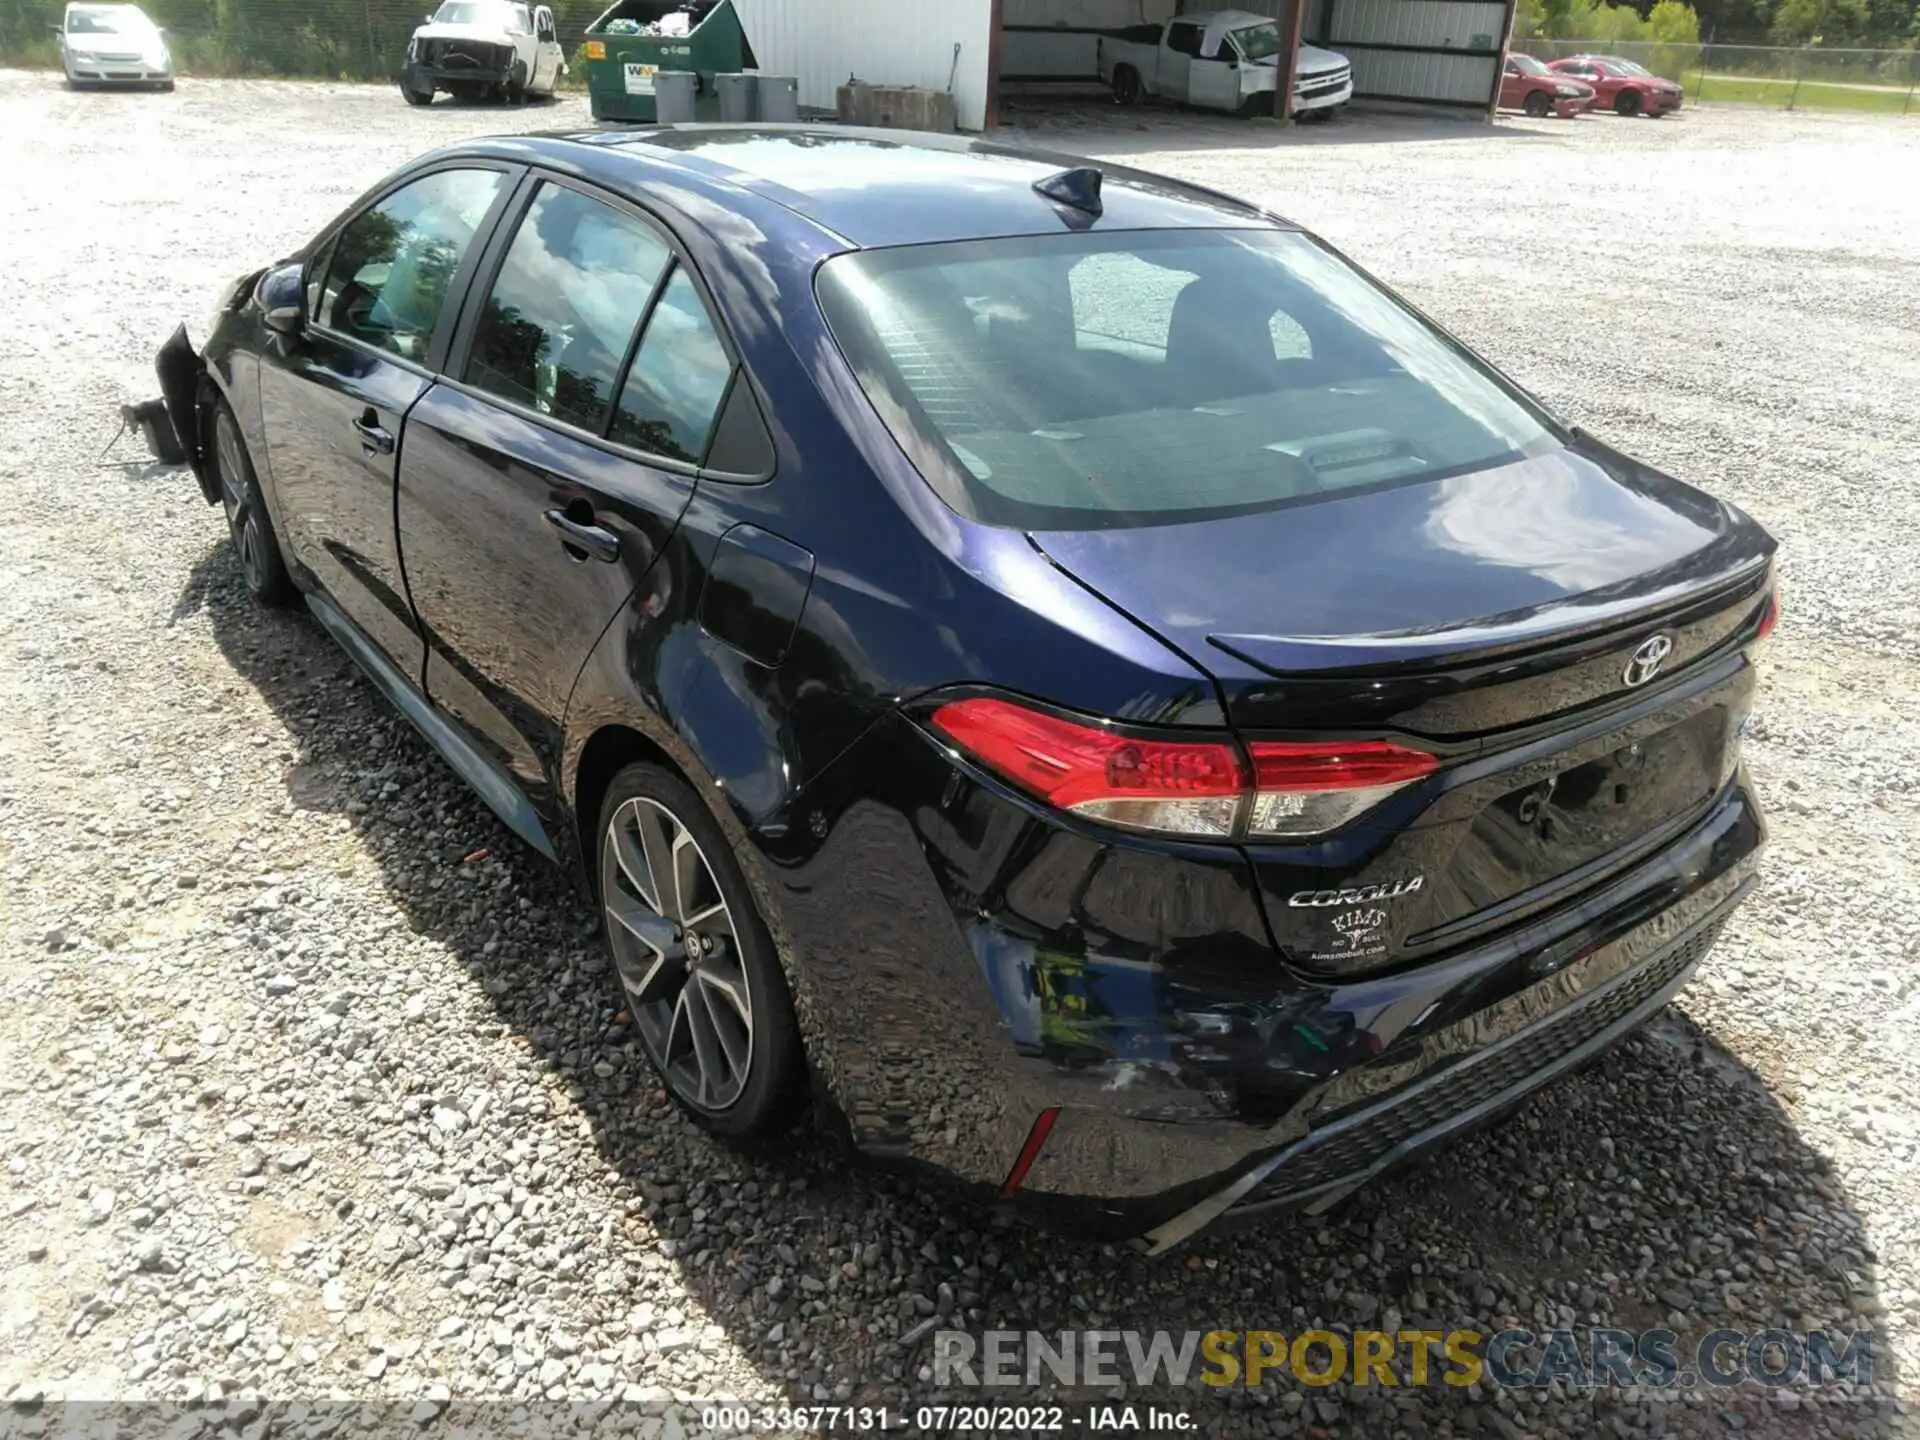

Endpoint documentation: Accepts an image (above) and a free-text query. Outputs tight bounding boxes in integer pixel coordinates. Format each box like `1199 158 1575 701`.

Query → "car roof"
459 126 1292 250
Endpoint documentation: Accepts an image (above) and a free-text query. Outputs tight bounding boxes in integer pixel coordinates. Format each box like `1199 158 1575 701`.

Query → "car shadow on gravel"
186 537 1901 1436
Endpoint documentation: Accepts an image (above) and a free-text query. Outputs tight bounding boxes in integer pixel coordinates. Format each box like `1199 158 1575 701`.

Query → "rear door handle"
544 507 620 563
353 410 394 456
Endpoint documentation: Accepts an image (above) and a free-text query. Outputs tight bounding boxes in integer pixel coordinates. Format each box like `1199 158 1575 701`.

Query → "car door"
1160 20 1202 101
395 175 740 816
259 163 517 675
1189 27 1241 110
532 5 559 89
1500 59 1522 108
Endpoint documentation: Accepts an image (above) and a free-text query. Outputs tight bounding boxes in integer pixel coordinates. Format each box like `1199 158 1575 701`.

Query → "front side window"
1231 23 1282 62
317 168 505 363
817 229 1557 531
465 182 670 432
1166 22 1204 57
610 270 733 462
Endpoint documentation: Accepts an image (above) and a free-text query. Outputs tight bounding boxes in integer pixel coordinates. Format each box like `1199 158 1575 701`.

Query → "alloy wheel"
216 412 268 592
601 796 754 1111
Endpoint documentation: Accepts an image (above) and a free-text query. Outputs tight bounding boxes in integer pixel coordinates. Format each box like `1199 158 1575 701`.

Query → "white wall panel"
1345 45 1497 102
733 0 996 130
1327 0 1505 50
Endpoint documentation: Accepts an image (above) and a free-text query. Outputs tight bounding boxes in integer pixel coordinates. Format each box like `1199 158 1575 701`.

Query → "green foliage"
1768 0 1871 42
1647 0 1705 42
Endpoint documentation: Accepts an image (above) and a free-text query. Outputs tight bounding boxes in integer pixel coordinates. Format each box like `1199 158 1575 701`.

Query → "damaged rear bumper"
151 324 217 503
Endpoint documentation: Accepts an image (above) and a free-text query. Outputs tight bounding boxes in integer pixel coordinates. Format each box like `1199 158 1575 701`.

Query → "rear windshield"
816 229 1557 531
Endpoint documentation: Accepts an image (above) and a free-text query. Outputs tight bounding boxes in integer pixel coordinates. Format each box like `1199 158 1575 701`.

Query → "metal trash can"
757 73 798 122
716 71 757 122
652 69 697 123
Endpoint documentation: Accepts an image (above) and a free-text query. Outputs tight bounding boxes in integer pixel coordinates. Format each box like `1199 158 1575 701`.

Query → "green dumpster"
582 0 756 124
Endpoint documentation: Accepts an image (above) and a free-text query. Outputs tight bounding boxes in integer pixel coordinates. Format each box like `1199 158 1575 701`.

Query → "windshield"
1508 53 1550 75
66 5 152 33
1230 22 1282 62
430 0 530 30
817 229 1557 531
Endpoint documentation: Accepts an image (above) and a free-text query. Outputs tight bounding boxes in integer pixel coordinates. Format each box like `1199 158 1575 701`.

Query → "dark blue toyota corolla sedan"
152 125 1776 1251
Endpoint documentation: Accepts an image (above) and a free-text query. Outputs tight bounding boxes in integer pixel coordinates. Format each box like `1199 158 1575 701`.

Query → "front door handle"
353 410 394 456
544 506 620 563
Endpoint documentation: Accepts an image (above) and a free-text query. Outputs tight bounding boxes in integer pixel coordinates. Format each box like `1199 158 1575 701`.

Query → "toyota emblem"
1622 633 1675 688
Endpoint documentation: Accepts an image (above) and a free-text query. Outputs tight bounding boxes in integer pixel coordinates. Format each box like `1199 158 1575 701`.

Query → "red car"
1500 52 1595 117
1547 55 1684 116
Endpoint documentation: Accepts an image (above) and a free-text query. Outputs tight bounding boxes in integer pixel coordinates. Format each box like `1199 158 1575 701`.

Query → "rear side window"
816 229 1557 531
465 182 671 432
609 269 733 462
318 168 505 364
1166 21 1204 56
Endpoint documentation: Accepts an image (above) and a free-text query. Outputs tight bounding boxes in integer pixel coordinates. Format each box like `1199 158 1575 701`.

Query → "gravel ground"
1 73 1917 1437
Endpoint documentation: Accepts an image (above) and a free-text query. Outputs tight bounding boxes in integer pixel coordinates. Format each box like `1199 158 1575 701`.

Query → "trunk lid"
1030 441 1775 976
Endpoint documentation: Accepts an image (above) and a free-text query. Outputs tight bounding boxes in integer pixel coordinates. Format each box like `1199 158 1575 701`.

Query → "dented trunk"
1032 438 1777 977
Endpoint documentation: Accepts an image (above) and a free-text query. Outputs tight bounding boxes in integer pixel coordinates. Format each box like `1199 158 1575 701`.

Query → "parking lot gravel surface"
1 72 1916 1437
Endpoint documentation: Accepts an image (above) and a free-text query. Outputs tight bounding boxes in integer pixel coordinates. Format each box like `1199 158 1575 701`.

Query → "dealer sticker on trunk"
623 62 657 95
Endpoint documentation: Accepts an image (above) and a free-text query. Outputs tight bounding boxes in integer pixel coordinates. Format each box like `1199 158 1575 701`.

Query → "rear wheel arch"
573 723 683 898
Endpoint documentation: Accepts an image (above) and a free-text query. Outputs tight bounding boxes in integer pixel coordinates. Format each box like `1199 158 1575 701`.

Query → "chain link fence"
1511 38 1920 114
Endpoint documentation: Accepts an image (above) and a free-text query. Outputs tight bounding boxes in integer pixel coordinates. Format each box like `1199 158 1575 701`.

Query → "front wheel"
211 400 296 607
1111 65 1142 107
1614 89 1642 116
597 763 804 1140
1523 89 1551 117
399 71 434 105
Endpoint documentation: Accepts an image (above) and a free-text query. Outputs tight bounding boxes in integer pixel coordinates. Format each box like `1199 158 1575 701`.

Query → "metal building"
732 0 998 131
732 0 1515 130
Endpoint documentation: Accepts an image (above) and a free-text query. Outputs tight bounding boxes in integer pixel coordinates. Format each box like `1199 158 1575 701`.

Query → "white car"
55 2 173 90
400 0 566 106
1100 9 1352 120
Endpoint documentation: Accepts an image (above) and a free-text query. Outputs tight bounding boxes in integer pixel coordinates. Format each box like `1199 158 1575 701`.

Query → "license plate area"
1410 704 1736 949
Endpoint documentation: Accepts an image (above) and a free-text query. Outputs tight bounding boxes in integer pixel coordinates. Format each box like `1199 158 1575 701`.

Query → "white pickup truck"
1099 9 1352 119
400 0 567 106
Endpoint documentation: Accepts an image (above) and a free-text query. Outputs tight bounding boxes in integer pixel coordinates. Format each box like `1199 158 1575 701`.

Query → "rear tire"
1523 89 1551 117
210 399 296 608
596 763 805 1141
1111 64 1142 106
1614 89 1641 116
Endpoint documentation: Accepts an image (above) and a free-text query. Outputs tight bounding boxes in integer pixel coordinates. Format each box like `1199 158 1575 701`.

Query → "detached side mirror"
264 305 304 336
50 22 63 33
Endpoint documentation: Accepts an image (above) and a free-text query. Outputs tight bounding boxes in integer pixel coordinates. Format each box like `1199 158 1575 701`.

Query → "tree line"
1517 0 1918 47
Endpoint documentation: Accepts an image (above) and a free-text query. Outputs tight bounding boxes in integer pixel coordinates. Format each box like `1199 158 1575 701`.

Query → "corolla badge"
1622 633 1675 688
1288 876 1424 908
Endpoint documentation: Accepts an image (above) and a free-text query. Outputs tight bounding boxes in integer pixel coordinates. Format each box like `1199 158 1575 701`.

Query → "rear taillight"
929 697 1244 837
1245 740 1439 838
928 697 1436 841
